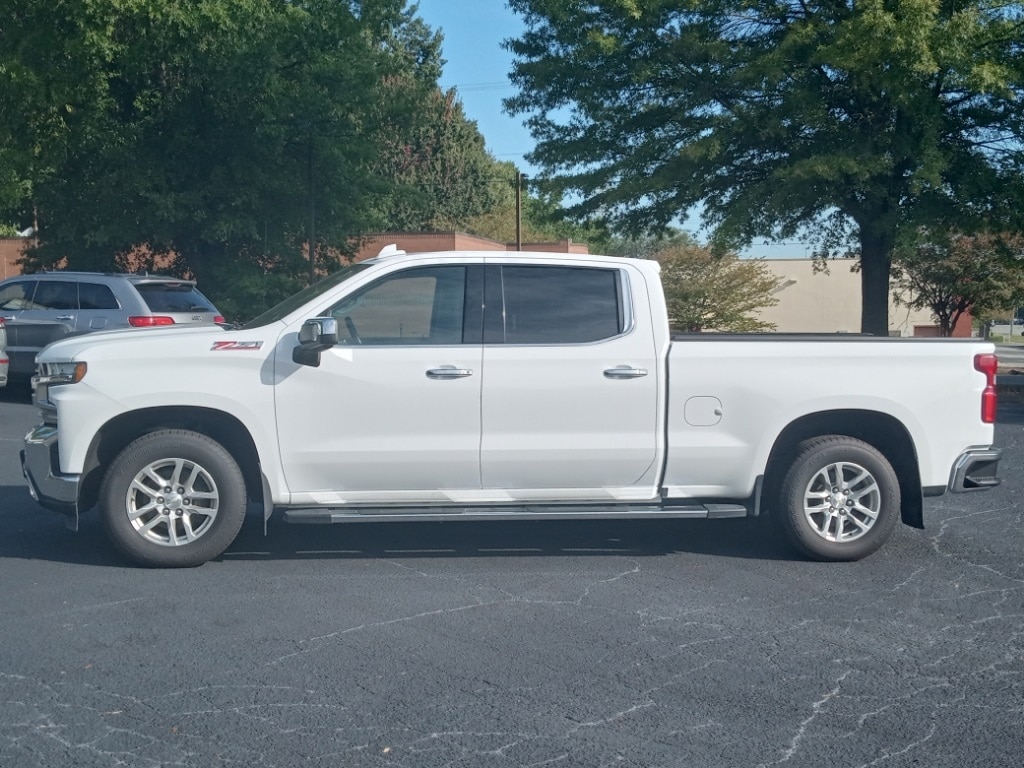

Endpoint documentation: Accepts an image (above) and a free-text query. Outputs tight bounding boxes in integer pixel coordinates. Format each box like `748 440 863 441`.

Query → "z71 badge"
211 341 264 351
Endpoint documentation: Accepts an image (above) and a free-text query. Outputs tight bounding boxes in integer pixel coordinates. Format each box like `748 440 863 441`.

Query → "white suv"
0 272 224 380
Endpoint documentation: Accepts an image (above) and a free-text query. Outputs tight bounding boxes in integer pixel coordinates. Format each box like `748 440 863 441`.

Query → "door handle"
603 366 648 379
56 315 75 321
426 366 474 379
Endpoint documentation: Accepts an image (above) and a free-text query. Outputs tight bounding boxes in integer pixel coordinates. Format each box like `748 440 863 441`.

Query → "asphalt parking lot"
1 386 1022 768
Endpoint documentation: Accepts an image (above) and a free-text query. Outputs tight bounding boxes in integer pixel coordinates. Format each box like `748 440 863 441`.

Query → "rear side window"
495 266 623 344
136 283 215 312
79 282 120 310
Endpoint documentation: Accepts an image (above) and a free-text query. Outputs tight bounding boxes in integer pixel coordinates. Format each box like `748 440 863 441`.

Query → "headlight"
37 361 88 384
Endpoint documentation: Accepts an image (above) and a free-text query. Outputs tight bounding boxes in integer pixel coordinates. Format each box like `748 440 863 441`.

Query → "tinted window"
79 282 120 310
31 280 78 310
498 266 622 344
0 280 38 310
328 266 467 345
136 283 215 312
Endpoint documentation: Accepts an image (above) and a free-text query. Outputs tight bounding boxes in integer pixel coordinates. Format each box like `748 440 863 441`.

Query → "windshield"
136 283 217 313
240 263 373 329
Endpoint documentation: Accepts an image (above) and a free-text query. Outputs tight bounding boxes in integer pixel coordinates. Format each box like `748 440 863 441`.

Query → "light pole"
515 171 525 252
307 130 316 285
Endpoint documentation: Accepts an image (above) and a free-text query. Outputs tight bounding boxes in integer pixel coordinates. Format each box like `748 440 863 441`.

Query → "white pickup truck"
22 249 1002 567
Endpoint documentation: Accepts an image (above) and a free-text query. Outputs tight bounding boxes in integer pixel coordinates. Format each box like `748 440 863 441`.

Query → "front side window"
0 280 38 310
30 280 78 311
328 266 467 345
497 266 624 344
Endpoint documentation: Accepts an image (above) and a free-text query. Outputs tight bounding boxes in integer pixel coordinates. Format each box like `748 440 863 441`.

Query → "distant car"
0 271 224 379
0 317 8 389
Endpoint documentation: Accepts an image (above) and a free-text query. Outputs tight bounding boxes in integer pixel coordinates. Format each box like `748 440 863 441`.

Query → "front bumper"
948 448 1002 493
21 424 80 530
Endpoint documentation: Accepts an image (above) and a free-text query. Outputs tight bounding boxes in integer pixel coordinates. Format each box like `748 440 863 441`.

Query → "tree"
894 230 1024 336
505 1 1024 336
373 89 507 231
653 237 780 332
0 0 444 317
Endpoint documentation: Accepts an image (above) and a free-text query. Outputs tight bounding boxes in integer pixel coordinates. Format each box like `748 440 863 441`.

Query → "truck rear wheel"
776 436 900 561
99 430 247 567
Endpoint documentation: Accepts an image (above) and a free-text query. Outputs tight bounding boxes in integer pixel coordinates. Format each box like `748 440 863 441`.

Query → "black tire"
776 435 900 562
99 430 247 567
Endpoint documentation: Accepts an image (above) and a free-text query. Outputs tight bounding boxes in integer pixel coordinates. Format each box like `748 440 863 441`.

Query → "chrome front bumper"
21 424 80 530
948 448 1002 493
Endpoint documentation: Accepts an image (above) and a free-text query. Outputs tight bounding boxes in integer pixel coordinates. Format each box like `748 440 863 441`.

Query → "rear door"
479 262 660 498
76 280 122 331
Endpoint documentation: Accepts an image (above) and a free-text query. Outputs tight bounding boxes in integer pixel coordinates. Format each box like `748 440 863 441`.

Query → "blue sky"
413 2 793 256
415 1 536 173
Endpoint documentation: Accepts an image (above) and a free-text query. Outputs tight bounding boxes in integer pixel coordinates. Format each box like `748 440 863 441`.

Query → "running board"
281 503 749 525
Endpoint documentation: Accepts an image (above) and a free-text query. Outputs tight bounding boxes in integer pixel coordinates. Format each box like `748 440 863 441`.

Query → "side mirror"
292 317 339 367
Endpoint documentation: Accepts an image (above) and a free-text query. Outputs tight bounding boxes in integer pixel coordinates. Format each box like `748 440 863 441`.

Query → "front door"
275 264 484 504
0 278 78 376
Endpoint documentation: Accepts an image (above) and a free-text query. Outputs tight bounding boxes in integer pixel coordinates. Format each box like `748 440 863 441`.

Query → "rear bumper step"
949 448 1002 493
281 503 749 525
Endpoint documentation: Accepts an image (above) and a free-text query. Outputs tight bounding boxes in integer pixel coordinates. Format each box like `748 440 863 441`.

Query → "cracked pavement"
1 390 1022 767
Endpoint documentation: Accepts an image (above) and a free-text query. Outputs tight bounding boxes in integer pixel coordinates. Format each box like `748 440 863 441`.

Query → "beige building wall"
757 259 937 336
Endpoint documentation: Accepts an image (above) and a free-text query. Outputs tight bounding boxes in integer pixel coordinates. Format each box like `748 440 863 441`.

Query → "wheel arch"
761 409 923 529
79 406 264 514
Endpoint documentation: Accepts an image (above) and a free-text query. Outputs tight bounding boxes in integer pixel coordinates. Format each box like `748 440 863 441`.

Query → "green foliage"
0 0 448 313
506 1 1024 335
603 229 696 260
653 238 780 333
373 90 506 231
894 231 1024 337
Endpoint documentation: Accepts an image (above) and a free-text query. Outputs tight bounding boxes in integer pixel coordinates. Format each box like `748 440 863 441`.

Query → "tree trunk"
858 227 894 337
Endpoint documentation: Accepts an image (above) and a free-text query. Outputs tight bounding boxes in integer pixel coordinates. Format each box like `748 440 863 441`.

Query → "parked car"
0 317 8 389
0 271 224 379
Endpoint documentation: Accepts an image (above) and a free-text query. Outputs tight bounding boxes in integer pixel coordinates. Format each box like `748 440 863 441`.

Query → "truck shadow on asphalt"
0 492 800 566
223 514 800 563
7 404 1019 568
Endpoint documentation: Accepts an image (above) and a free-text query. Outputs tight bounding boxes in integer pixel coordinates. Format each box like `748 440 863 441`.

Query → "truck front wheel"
99 430 247 567
776 436 900 561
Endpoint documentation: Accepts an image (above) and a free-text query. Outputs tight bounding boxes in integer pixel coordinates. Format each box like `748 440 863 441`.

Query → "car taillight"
128 316 175 327
214 315 225 324
974 353 998 424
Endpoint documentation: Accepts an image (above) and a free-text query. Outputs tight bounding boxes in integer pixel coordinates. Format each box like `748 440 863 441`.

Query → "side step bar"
281 503 749 525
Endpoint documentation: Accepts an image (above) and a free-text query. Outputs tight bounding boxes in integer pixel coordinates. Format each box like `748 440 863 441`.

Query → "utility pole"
515 171 525 251
308 130 316 284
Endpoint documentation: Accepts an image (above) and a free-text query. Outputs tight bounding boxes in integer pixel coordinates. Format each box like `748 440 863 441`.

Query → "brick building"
1 237 29 280
1 234 971 336
353 231 589 261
